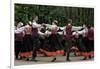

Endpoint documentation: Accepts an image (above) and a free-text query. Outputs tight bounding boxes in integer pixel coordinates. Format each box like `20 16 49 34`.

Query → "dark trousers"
32 36 40 59
65 38 73 60
88 40 94 52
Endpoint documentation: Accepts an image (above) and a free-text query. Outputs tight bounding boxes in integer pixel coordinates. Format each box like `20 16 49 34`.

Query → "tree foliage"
15 4 94 26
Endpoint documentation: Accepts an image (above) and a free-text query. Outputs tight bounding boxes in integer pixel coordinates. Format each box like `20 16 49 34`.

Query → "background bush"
15 4 94 26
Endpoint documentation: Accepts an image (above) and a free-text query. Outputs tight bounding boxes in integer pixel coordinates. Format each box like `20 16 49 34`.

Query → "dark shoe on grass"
51 58 56 62
82 57 87 60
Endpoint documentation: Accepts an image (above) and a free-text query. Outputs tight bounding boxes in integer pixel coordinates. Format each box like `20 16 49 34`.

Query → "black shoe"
15 56 18 60
82 57 87 60
26 58 29 61
89 56 92 59
63 53 66 56
66 59 71 61
51 58 56 62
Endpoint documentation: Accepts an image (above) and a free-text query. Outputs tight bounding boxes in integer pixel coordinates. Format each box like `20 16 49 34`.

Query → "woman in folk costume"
79 24 88 60
86 25 94 59
23 24 33 56
39 24 49 51
72 31 87 60
75 24 93 60
47 20 63 62
16 22 24 29
78 25 91 60
88 26 94 52
15 23 24 59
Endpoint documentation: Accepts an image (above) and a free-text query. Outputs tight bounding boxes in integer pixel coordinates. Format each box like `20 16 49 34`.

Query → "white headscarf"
17 22 23 28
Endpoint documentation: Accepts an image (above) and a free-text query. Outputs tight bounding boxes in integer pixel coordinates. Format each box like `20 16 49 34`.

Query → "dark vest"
87 28 94 40
65 25 72 39
32 28 38 37
15 32 23 41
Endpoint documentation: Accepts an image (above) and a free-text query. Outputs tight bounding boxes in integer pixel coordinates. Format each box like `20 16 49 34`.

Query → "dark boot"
88 56 92 59
82 57 87 60
66 52 71 61
30 56 37 62
63 53 66 56
51 58 56 62
66 58 71 61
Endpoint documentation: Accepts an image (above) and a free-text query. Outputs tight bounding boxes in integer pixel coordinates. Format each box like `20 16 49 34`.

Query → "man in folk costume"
30 16 42 61
63 19 73 61
15 22 24 59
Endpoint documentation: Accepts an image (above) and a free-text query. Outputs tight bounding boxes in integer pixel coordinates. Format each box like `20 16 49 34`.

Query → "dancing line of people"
15 16 94 62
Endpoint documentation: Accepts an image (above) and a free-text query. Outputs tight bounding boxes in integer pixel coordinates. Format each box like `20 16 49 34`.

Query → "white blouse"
15 27 25 33
32 21 41 28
